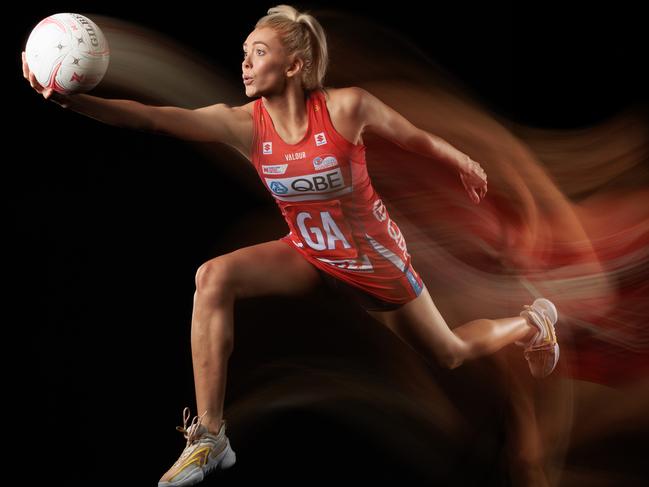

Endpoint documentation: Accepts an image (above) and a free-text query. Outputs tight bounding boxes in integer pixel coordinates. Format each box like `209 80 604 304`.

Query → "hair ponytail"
256 4 329 91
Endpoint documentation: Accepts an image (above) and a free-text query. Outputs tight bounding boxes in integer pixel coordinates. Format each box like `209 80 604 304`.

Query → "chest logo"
284 151 306 161
262 141 273 154
262 164 288 175
269 181 289 194
314 132 327 146
264 167 345 196
313 155 338 171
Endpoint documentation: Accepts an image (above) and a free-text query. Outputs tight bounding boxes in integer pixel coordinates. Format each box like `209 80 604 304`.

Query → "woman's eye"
243 49 264 58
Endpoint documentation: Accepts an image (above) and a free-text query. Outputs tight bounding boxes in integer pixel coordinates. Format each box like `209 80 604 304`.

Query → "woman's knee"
438 339 468 370
195 258 236 302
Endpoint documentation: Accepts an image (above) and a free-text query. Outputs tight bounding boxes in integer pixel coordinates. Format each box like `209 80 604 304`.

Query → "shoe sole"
158 442 236 487
525 341 561 377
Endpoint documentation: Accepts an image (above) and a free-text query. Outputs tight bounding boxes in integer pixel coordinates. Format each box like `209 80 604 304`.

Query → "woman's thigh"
202 240 322 300
365 285 465 366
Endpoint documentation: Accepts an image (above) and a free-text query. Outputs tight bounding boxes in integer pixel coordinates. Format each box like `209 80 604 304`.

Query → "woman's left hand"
459 156 488 204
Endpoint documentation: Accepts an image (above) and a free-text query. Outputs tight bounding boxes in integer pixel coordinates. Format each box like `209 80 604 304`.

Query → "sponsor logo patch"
314 132 327 146
269 181 289 194
313 155 338 171
264 167 345 196
262 164 288 175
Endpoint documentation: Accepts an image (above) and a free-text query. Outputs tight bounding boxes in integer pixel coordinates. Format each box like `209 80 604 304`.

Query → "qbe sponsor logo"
265 167 345 196
262 164 288 175
313 155 338 171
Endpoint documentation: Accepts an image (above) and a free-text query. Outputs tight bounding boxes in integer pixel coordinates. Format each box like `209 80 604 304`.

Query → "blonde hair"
255 4 328 91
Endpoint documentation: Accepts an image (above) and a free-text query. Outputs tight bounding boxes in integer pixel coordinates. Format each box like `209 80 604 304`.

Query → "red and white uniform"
251 88 424 305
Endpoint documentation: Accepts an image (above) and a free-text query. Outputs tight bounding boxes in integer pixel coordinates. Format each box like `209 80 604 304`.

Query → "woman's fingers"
28 71 44 93
21 51 30 79
28 70 37 89
473 184 487 203
23 51 51 97
460 170 488 203
28 71 39 90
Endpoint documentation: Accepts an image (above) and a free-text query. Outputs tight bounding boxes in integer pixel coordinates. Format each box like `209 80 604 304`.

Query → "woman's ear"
286 55 304 79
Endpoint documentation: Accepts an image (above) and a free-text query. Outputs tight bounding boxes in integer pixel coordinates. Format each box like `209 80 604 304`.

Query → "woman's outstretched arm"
353 86 487 203
354 86 474 171
23 50 246 145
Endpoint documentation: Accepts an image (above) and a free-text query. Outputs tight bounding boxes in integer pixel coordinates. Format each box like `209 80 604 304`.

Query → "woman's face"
242 27 291 96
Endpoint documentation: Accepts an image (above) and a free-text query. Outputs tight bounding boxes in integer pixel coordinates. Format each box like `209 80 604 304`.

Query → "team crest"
262 141 273 154
314 132 327 146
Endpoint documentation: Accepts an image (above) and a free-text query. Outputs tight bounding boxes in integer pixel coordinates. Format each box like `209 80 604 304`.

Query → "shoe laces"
521 305 556 346
177 407 209 449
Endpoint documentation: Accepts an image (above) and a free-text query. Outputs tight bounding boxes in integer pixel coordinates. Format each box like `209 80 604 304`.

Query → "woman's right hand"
22 50 54 99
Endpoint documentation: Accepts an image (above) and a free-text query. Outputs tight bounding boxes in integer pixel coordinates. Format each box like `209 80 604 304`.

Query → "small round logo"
270 181 289 194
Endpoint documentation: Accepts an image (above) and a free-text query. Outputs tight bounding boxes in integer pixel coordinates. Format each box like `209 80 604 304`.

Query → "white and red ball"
25 13 110 95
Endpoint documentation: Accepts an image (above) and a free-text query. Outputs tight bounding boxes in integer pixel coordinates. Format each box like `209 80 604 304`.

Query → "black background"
11 1 647 485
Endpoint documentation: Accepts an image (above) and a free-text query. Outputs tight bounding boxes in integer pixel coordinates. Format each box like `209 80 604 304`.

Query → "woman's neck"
262 86 310 139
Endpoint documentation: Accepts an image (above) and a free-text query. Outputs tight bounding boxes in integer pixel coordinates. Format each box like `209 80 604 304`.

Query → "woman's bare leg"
190 277 233 436
366 285 536 370
451 316 536 362
190 240 322 434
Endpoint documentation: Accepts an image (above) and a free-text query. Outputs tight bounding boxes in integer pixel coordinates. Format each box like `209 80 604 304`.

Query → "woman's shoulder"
235 99 257 117
322 85 362 101
321 86 365 113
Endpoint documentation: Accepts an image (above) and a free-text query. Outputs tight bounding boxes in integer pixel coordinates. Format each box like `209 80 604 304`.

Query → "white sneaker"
517 298 560 378
158 407 236 486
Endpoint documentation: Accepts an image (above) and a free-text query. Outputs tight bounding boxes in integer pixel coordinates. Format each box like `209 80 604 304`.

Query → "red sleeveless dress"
250 88 424 308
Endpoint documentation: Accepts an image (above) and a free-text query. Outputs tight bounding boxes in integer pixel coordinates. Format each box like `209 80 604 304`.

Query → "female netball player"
23 5 560 486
